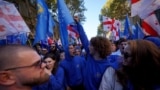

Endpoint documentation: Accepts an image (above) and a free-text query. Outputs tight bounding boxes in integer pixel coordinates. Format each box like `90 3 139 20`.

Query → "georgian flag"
111 19 120 41
0 1 30 37
131 0 141 17
138 0 160 19
131 0 160 19
142 13 160 36
102 16 112 32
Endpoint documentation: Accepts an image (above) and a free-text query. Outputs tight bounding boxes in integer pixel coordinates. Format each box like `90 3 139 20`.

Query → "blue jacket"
82 55 111 90
60 56 85 87
32 66 65 90
75 22 100 90
76 22 122 90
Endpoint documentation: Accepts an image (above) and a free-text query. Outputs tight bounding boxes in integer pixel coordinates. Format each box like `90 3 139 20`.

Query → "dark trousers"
70 84 85 90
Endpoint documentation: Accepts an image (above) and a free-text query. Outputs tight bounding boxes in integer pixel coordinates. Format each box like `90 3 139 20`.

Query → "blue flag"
33 0 54 45
136 22 145 39
6 33 28 45
132 22 145 39
7 34 19 44
57 0 74 51
0 39 6 46
123 15 132 39
48 13 54 37
132 25 137 39
19 33 28 45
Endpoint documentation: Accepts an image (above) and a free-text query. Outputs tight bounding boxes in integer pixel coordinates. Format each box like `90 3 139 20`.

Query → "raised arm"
76 22 89 54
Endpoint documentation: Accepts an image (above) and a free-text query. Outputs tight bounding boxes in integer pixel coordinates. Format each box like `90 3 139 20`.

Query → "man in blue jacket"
60 44 85 90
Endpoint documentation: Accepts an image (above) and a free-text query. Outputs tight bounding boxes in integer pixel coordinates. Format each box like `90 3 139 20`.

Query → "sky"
83 0 107 40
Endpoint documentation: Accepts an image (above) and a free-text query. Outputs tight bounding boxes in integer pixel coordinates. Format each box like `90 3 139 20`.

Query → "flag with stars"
112 19 120 41
142 13 160 36
0 1 30 37
131 0 141 17
102 16 112 32
138 0 160 19
33 0 54 45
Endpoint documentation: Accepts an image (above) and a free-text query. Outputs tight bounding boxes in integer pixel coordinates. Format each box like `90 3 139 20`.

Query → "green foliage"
46 0 87 22
101 0 130 20
97 23 103 34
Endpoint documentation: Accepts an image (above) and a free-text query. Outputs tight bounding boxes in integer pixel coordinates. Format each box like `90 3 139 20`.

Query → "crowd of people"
0 27 160 90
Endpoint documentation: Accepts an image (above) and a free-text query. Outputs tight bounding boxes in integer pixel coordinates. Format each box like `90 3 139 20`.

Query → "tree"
5 0 86 40
47 0 87 22
101 0 130 20
46 0 87 40
97 0 130 36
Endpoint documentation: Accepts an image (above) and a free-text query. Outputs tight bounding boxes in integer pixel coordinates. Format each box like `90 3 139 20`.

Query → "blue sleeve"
48 67 65 90
76 22 89 54
108 55 123 70
32 75 54 90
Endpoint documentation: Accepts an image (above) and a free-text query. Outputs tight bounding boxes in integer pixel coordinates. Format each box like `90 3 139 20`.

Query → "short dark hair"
117 38 127 45
0 45 34 70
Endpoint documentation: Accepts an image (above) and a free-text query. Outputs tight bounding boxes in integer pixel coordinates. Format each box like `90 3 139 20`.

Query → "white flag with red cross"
0 1 30 37
131 0 141 17
111 19 120 41
142 13 160 36
131 0 160 19
102 16 112 32
138 0 160 19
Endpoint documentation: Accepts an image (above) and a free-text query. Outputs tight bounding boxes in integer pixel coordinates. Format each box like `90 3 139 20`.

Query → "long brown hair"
90 36 111 58
117 40 160 89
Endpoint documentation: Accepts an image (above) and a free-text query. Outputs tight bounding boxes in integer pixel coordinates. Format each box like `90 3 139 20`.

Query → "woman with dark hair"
44 53 60 75
33 53 65 90
99 40 160 90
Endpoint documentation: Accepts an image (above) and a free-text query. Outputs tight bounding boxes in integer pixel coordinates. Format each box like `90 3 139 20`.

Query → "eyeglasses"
123 52 132 59
3 58 44 71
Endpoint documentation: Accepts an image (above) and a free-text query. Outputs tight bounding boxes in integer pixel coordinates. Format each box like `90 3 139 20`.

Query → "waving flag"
33 0 54 45
138 0 160 19
131 0 141 17
132 23 145 39
0 36 6 45
136 22 145 39
57 0 74 50
6 32 27 45
0 1 30 37
142 13 160 36
67 24 79 39
48 13 54 37
132 25 137 39
131 0 160 19
19 33 28 45
112 19 120 41
102 16 112 32
123 15 132 39
102 16 120 41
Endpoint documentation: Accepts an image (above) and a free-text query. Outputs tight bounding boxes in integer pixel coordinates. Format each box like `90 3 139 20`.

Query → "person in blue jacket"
60 44 85 90
75 19 114 90
33 53 66 90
